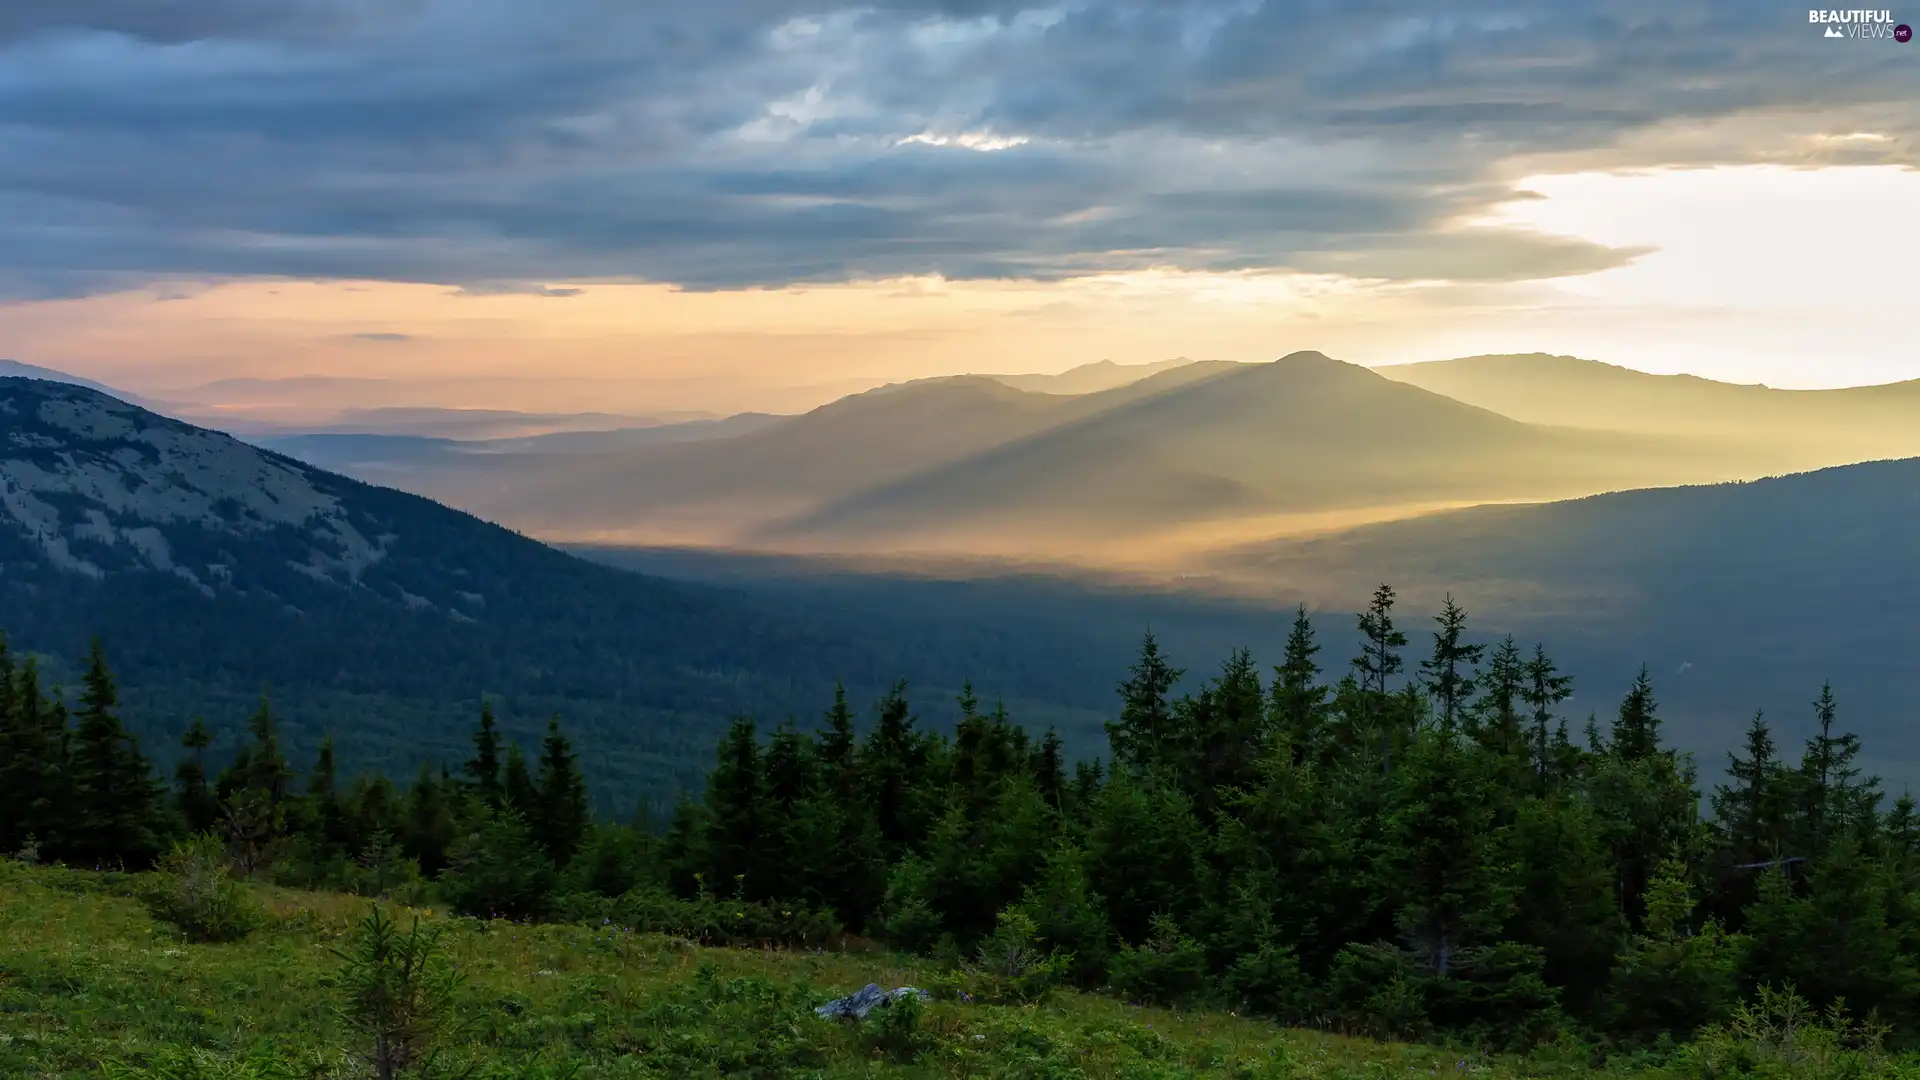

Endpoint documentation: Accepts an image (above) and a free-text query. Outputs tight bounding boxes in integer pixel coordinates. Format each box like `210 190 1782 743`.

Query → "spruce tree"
705 716 764 896
502 743 536 818
1268 605 1327 762
464 701 505 810
1712 712 1789 867
1353 584 1408 774
533 714 589 867
1610 667 1662 764
1521 645 1574 785
1110 632 1182 772
175 718 221 836
1418 595 1484 733
1472 636 1527 761
67 640 164 868
1797 682 1874 858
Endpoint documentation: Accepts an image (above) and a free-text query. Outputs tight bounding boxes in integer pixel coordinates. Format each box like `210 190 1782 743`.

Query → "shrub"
1109 913 1209 1007
966 906 1074 1005
1669 984 1913 1080
331 906 462 1080
149 833 261 943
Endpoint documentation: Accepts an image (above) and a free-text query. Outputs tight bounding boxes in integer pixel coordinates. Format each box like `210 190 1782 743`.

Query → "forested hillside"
6 585 1916 1070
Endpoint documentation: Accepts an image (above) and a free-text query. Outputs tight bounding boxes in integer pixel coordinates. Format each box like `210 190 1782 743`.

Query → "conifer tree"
67 640 164 868
705 716 764 895
1610 667 1662 764
0 650 57 853
865 682 930 857
1268 605 1327 762
464 701 505 810
1711 712 1789 868
405 765 457 876
1353 584 1408 774
1797 682 1874 858
502 742 536 817
1472 636 1527 761
1034 727 1067 811
1521 645 1574 785
1110 632 1182 772
533 714 588 867
175 718 221 836
308 734 353 856
1418 595 1485 733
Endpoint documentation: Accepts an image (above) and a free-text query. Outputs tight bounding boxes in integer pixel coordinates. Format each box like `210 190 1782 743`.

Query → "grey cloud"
0 0 1913 299
347 331 412 342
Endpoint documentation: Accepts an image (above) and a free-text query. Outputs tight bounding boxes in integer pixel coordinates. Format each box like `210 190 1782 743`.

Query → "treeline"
2 587 1916 1055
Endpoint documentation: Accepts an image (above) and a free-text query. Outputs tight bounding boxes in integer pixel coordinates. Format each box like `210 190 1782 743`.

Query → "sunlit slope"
765 351 1757 556
1376 353 1920 464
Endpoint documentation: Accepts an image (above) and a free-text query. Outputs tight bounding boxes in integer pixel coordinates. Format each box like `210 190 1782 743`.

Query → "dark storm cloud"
0 0 1912 298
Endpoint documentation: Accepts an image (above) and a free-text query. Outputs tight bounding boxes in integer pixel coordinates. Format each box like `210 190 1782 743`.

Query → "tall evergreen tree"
534 714 589 867
1712 712 1789 868
1522 645 1575 786
464 701 505 810
66 640 164 868
705 716 764 895
502 742 537 817
1268 605 1327 762
1797 682 1874 858
1610 667 1662 764
174 718 221 836
1419 595 1485 734
1472 636 1527 761
1110 632 1182 772
1353 584 1409 775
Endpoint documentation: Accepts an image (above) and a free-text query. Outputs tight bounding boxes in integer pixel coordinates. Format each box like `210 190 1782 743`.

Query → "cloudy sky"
0 1 1915 415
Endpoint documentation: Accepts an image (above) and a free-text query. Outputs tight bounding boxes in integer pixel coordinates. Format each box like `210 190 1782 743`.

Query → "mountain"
251 413 783 477
984 357 1207 395
1374 353 1920 465
405 363 1247 545
0 359 161 409
0 377 1147 808
768 351 1756 558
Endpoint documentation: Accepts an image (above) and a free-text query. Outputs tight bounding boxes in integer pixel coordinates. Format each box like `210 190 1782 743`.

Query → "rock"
814 983 930 1020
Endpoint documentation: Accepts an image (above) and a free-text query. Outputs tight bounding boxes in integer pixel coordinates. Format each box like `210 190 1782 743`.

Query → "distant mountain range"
267 351 1786 558
983 357 1200 395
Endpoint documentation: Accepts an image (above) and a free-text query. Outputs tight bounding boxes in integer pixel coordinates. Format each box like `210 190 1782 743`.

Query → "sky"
0 1 1915 417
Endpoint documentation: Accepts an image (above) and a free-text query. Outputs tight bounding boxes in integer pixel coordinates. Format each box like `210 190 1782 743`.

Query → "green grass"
0 860 1708 1079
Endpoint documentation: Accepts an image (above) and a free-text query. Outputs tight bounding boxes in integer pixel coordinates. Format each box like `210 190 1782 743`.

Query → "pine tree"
1610 667 1662 764
1110 632 1182 772
1797 682 1875 859
1711 712 1789 867
865 682 930 857
1268 605 1327 762
705 716 764 896
404 765 457 876
175 718 221 836
66 640 164 868
1419 595 1485 734
1034 727 1067 812
308 734 353 856
464 701 505 810
502 743 536 817
1521 645 1574 785
533 715 588 867
1472 636 1527 761
1353 584 1408 775
0 651 59 854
